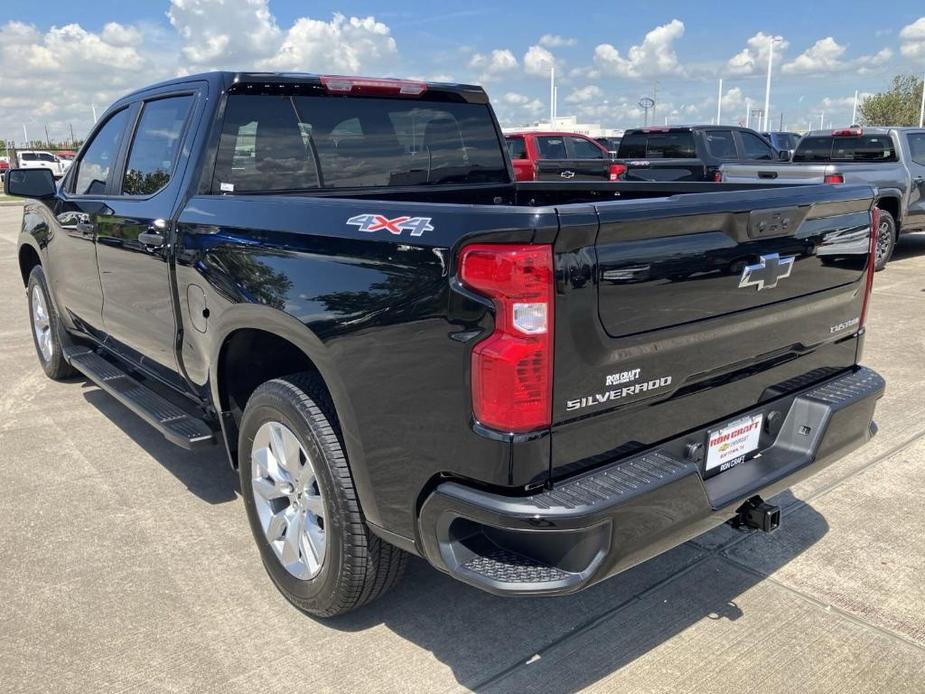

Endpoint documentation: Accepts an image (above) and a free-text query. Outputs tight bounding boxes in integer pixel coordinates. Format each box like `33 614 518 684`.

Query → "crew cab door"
94 90 199 375
43 107 133 331
905 130 925 230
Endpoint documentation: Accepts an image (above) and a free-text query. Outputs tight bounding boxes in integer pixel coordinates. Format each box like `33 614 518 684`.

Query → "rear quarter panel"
174 194 558 539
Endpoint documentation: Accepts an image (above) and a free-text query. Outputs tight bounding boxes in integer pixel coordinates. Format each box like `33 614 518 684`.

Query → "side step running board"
63 346 215 450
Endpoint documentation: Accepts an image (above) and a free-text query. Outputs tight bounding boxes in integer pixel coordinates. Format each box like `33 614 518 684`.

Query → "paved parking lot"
1 202 924 693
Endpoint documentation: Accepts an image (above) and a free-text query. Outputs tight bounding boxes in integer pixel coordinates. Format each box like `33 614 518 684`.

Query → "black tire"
239 373 406 617
26 265 76 380
874 209 896 272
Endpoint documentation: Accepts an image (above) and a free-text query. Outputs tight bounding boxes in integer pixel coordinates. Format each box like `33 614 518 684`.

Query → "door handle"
138 230 166 247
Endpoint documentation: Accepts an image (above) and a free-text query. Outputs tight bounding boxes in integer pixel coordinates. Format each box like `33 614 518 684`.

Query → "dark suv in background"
616 125 789 181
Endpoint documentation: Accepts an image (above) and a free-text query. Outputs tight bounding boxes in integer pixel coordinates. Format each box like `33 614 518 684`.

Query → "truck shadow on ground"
81 386 238 504
325 490 827 692
893 231 925 263
77 380 827 691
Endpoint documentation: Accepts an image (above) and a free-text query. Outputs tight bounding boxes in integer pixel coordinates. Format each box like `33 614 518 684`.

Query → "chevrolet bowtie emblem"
738 253 795 291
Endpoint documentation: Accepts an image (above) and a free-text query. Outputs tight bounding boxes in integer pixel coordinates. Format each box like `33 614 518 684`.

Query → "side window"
39 153 56 162
21 152 36 161
536 136 567 159
740 132 775 160
506 137 527 160
568 137 605 159
908 133 925 166
74 109 130 196
705 130 738 160
122 95 193 195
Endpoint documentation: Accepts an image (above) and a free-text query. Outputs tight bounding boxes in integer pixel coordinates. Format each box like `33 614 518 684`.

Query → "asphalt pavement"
1 203 924 693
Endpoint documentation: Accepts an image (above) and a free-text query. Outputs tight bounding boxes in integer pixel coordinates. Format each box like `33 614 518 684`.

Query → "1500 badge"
566 373 673 412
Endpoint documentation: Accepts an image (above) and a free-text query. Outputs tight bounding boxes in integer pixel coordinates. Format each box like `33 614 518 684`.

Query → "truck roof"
116 71 489 105
802 126 925 138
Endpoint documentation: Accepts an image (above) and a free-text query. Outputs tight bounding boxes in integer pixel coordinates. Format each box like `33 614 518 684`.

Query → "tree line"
859 74 924 126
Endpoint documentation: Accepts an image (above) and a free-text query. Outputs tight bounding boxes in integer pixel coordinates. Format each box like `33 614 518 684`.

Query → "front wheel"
874 209 896 272
239 373 406 617
26 265 76 380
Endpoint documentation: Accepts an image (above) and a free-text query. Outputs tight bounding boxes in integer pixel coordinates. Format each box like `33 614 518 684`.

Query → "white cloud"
782 37 846 75
593 19 686 79
261 14 397 73
0 20 159 143
523 44 559 77
538 34 576 48
565 85 603 104
899 17 925 62
721 87 746 112
468 48 518 82
781 37 893 76
167 0 281 66
494 91 545 125
0 1 404 143
726 33 789 76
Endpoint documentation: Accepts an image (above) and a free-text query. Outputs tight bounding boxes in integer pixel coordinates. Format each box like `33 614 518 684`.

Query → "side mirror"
3 168 57 198
778 150 791 162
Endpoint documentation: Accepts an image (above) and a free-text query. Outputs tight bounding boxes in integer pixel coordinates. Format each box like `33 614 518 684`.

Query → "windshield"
213 93 510 192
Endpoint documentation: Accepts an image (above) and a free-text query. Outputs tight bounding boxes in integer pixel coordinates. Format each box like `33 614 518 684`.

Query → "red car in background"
505 131 625 182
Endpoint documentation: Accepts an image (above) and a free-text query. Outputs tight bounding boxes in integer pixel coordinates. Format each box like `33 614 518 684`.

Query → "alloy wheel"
251 420 327 580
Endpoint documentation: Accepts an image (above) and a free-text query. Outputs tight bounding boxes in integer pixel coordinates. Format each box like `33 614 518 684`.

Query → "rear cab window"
617 131 695 159
212 90 509 192
794 134 898 162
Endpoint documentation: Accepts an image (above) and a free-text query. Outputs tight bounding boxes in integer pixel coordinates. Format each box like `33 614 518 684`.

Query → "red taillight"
712 169 723 182
860 207 879 330
823 173 845 184
320 75 427 96
608 163 626 181
459 244 554 433
832 127 862 136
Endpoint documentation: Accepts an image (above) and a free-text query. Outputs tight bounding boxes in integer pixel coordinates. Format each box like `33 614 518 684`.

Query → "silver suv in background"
17 150 69 178
721 127 925 270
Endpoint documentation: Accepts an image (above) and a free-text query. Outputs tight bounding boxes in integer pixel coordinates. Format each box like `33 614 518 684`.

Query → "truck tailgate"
551 184 874 480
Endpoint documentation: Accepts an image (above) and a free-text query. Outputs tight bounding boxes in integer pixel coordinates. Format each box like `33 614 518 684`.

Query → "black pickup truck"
6 72 885 617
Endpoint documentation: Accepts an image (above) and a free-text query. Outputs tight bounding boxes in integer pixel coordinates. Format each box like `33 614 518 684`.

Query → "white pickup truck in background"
17 150 69 179
721 127 925 270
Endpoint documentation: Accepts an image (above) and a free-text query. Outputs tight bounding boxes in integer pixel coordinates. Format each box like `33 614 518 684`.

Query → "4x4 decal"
347 214 434 237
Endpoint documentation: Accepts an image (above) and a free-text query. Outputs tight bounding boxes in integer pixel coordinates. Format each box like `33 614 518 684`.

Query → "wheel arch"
208 306 380 525
874 193 902 231
18 242 42 287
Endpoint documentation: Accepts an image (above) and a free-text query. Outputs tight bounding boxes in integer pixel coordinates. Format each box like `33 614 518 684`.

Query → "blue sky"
1 0 924 144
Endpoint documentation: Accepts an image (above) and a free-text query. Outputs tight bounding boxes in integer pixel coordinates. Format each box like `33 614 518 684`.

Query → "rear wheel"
874 209 896 272
26 265 76 380
239 373 406 617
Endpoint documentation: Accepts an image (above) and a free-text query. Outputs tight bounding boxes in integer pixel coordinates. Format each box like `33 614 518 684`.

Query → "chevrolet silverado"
5 72 885 616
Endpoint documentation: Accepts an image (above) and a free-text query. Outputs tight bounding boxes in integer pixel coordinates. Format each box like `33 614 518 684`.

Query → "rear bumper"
417 366 884 596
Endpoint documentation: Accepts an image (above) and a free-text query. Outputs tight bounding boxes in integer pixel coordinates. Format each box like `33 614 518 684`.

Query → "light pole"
851 90 859 125
716 78 723 125
639 97 655 126
763 36 782 131
919 71 924 128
